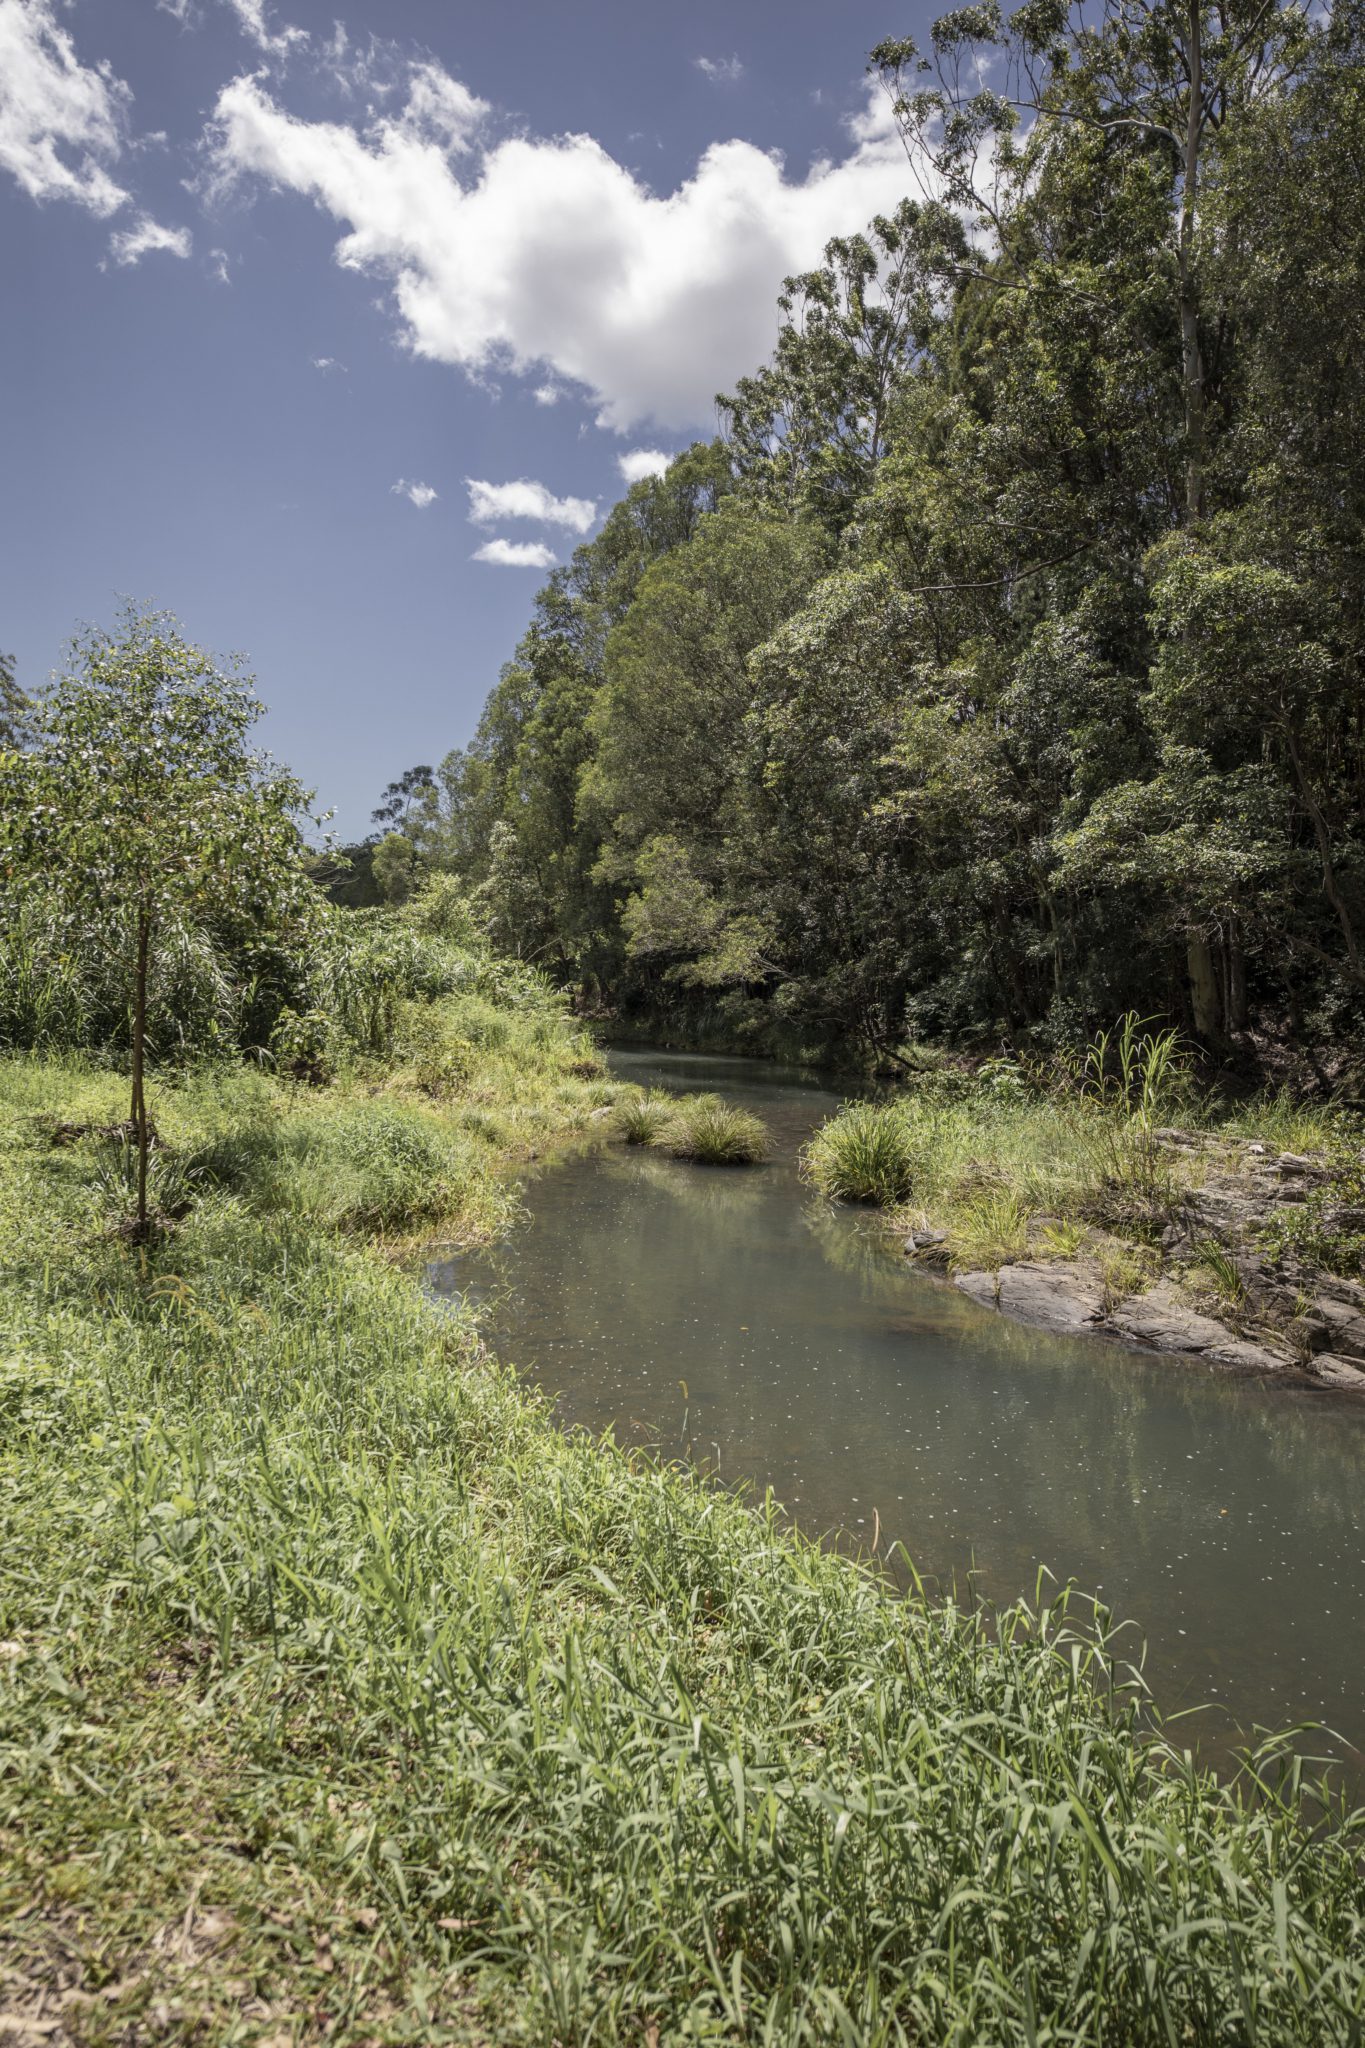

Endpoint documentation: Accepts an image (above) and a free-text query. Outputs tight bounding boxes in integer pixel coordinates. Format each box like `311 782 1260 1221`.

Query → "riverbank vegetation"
4 1051 1365 2043
345 0 1365 1087
615 1090 770 1164
6 0 1365 2027
802 1019 1365 1373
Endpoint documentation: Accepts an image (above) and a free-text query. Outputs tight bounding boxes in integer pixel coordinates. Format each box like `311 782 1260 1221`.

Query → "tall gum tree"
872 0 1313 1035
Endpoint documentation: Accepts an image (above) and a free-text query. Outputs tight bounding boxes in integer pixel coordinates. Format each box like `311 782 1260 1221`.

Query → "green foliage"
0 605 320 1233
371 828 419 904
0 647 27 747
650 1094 770 1164
1260 1122 1365 1277
613 1090 675 1144
1069 1014 1191 1226
3 1060 1363 2043
803 1100 920 1206
409 0 1365 1069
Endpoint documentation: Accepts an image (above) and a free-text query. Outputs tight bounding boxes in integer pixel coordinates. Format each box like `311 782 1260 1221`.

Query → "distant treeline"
356 0 1365 1072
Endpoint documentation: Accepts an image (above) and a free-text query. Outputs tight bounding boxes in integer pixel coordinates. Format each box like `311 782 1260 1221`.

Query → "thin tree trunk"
131 906 150 1237
1226 925 1248 1033
1178 2 1207 527
1186 933 1221 1039
1285 728 1364 976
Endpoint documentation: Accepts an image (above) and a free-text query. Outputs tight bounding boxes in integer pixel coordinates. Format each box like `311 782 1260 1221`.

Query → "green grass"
1 1055 1364 2043
613 1089 676 1146
802 1100 920 1204
652 1094 769 1164
804 1061 1365 1288
613 1090 770 1163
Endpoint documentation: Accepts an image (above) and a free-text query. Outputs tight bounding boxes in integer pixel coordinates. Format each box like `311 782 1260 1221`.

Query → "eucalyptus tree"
0 650 25 747
0 606 319 1237
872 0 1315 529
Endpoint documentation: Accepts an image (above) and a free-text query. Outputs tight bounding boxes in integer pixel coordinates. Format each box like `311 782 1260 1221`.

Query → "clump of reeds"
653 1095 769 1164
613 1090 676 1146
802 1099 918 1204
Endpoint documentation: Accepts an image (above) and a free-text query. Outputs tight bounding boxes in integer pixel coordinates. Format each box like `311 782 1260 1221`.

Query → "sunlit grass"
1 1052 1363 2042
802 1099 920 1203
613 1089 769 1162
652 1093 769 1163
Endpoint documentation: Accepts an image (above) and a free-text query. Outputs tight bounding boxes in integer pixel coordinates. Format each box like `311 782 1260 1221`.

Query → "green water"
432 1047 1365 1768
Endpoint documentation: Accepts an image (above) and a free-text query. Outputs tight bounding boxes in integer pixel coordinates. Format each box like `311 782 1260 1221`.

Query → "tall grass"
613 1089 675 1145
614 1090 769 1162
802 1098 920 1203
653 1093 769 1163
1 1056 1362 2043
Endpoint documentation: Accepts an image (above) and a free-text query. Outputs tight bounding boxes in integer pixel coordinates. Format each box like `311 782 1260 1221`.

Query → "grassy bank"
2 1051 1365 2044
803 1036 1365 1332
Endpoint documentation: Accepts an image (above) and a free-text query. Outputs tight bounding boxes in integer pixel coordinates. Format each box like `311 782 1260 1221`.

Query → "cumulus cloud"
203 59 914 430
311 354 346 371
107 211 192 265
473 538 557 569
393 477 438 508
695 55 745 84
0 0 131 216
466 478 595 533
533 383 560 407
225 0 307 57
617 448 671 484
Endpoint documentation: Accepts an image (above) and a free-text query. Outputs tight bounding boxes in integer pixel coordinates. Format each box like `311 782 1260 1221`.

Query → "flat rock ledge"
944 1258 1355 1389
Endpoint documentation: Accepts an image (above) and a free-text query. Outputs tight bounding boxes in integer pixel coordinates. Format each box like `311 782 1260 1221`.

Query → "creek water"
430 1046 1365 1771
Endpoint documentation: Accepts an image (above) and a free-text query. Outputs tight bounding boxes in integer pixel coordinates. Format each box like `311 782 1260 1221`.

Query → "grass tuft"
802 1099 919 1204
652 1094 769 1164
613 1089 676 1146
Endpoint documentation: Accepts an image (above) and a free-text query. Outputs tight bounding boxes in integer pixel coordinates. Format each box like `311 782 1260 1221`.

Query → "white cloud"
203 62 915 430
466 477 596 534
107 211 192 265
311 354 346 371
533 383 560 407
472 538 557 569
695 55 745 85
225 0 307 58
617 448 671 484
393 477 438 508
0 0 131 216
208 244 232 282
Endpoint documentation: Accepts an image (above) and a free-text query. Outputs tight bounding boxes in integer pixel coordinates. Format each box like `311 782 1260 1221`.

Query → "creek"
430 1047 1365 1771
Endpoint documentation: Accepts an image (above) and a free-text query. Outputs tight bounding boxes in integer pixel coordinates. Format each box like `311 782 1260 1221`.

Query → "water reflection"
431 1047 1365 1770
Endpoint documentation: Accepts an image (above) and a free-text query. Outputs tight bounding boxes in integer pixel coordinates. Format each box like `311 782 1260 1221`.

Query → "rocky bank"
903 1132 1365 1394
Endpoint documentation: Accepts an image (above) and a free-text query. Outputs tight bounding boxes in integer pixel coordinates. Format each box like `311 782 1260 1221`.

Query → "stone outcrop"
921 1121 1365 1393
1107 1278 1230 1353
995 1261 1106 1334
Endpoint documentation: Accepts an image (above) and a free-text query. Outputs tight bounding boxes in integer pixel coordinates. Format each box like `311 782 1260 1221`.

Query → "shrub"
803 1100 918 1204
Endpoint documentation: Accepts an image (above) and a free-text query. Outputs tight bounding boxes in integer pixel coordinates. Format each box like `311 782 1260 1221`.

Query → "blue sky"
1 0 924 836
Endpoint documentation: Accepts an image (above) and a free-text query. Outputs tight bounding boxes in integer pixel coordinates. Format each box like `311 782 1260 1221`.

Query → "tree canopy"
370 0 1365 1069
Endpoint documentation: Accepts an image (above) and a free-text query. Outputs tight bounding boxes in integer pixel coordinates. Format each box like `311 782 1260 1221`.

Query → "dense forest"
349 0 1365 1075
